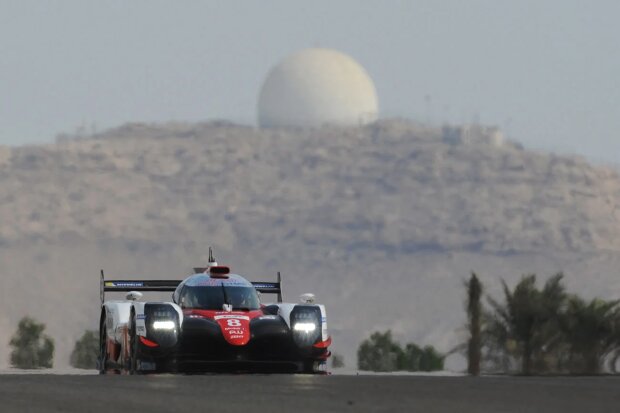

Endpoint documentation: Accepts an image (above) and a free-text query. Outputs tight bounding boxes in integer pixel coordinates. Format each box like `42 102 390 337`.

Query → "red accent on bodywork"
139 336 159 348
184 309 263 320
313 336 332 349
215 316 251 345
183 309 263 346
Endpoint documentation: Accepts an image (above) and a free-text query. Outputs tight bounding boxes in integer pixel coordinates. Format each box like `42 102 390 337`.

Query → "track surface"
0 374 619 412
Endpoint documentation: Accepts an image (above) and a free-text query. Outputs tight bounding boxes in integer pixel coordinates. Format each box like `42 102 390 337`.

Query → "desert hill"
1 119 620 368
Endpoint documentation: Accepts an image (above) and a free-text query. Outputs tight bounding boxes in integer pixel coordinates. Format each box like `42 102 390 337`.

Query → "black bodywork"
136 306 328 374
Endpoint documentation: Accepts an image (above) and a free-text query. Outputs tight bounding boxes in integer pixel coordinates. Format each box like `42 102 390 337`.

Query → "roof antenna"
208 247 215 263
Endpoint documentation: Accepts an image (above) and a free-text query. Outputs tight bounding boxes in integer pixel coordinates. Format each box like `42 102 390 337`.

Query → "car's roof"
184 273 253 288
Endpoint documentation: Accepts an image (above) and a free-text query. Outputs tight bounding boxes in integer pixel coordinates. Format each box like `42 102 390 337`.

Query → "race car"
98 251 331 374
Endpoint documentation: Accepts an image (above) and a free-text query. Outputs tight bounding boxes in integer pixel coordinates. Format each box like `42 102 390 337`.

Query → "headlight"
290 306 322 348
153 320 176 330
293 322 317 332
145 303 179 347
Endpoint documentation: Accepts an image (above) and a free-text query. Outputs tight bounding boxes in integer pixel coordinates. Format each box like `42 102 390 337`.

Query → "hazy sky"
2 1 619 163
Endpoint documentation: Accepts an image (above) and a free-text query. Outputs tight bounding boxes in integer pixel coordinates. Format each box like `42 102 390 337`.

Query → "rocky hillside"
3 119 620 253
1 119 620 368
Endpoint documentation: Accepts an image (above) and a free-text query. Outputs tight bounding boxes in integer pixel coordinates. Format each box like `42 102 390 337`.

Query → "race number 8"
227 319 241 327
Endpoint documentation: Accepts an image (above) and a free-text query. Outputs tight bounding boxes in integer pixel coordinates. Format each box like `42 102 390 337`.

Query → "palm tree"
487 273 566 375
466 273 483 376
561 296 620 374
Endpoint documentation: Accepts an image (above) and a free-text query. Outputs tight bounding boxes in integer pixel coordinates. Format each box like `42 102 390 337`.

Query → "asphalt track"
0 374 619 413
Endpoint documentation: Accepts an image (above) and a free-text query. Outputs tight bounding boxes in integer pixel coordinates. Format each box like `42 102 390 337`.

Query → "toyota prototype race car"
98 250 331 374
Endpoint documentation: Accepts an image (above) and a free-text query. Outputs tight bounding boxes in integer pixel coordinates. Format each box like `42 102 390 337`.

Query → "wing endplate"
251 272 283 303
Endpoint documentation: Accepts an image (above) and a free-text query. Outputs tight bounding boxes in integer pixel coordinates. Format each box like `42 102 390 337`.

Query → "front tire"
98 320 108 375
129 312 140 374
301 360 317 374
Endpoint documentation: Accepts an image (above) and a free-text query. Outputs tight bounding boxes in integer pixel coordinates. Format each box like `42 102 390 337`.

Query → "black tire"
301 360 317 374
129 312 140 375
99 320 108 375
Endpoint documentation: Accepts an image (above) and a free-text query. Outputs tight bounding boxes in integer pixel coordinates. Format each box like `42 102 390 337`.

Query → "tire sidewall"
99 322 108 375
129 313 140 374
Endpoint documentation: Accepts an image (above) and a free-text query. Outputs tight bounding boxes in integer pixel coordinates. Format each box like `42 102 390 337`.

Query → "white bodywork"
269 302 329 342
103 299 327 344
102 299 183 343
102 279 329 362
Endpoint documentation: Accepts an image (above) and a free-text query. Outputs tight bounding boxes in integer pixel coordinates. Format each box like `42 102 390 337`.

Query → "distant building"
442 124 504 147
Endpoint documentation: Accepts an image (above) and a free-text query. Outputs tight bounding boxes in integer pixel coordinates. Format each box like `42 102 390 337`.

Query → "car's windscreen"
180 285 260 311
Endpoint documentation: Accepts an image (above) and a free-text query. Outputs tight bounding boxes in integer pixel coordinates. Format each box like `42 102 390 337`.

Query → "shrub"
9 317 54 369
358 330 444 372
70 330 99 369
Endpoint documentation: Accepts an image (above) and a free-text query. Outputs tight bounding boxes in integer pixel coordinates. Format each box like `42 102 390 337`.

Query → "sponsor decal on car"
252 283 278 289
214 316 251 345
106 281 144 288
214 315 250 321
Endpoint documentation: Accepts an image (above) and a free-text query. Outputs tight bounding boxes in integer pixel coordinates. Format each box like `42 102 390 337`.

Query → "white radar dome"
258 48 379 128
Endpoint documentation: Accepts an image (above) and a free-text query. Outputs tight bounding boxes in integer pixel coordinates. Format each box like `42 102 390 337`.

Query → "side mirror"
126 291 143 301
263 304 279 316
300 293 315 304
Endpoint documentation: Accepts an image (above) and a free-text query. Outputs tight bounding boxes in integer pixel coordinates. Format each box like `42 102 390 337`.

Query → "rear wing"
100 270 284 304
252 271 283 303
100 270 181 305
